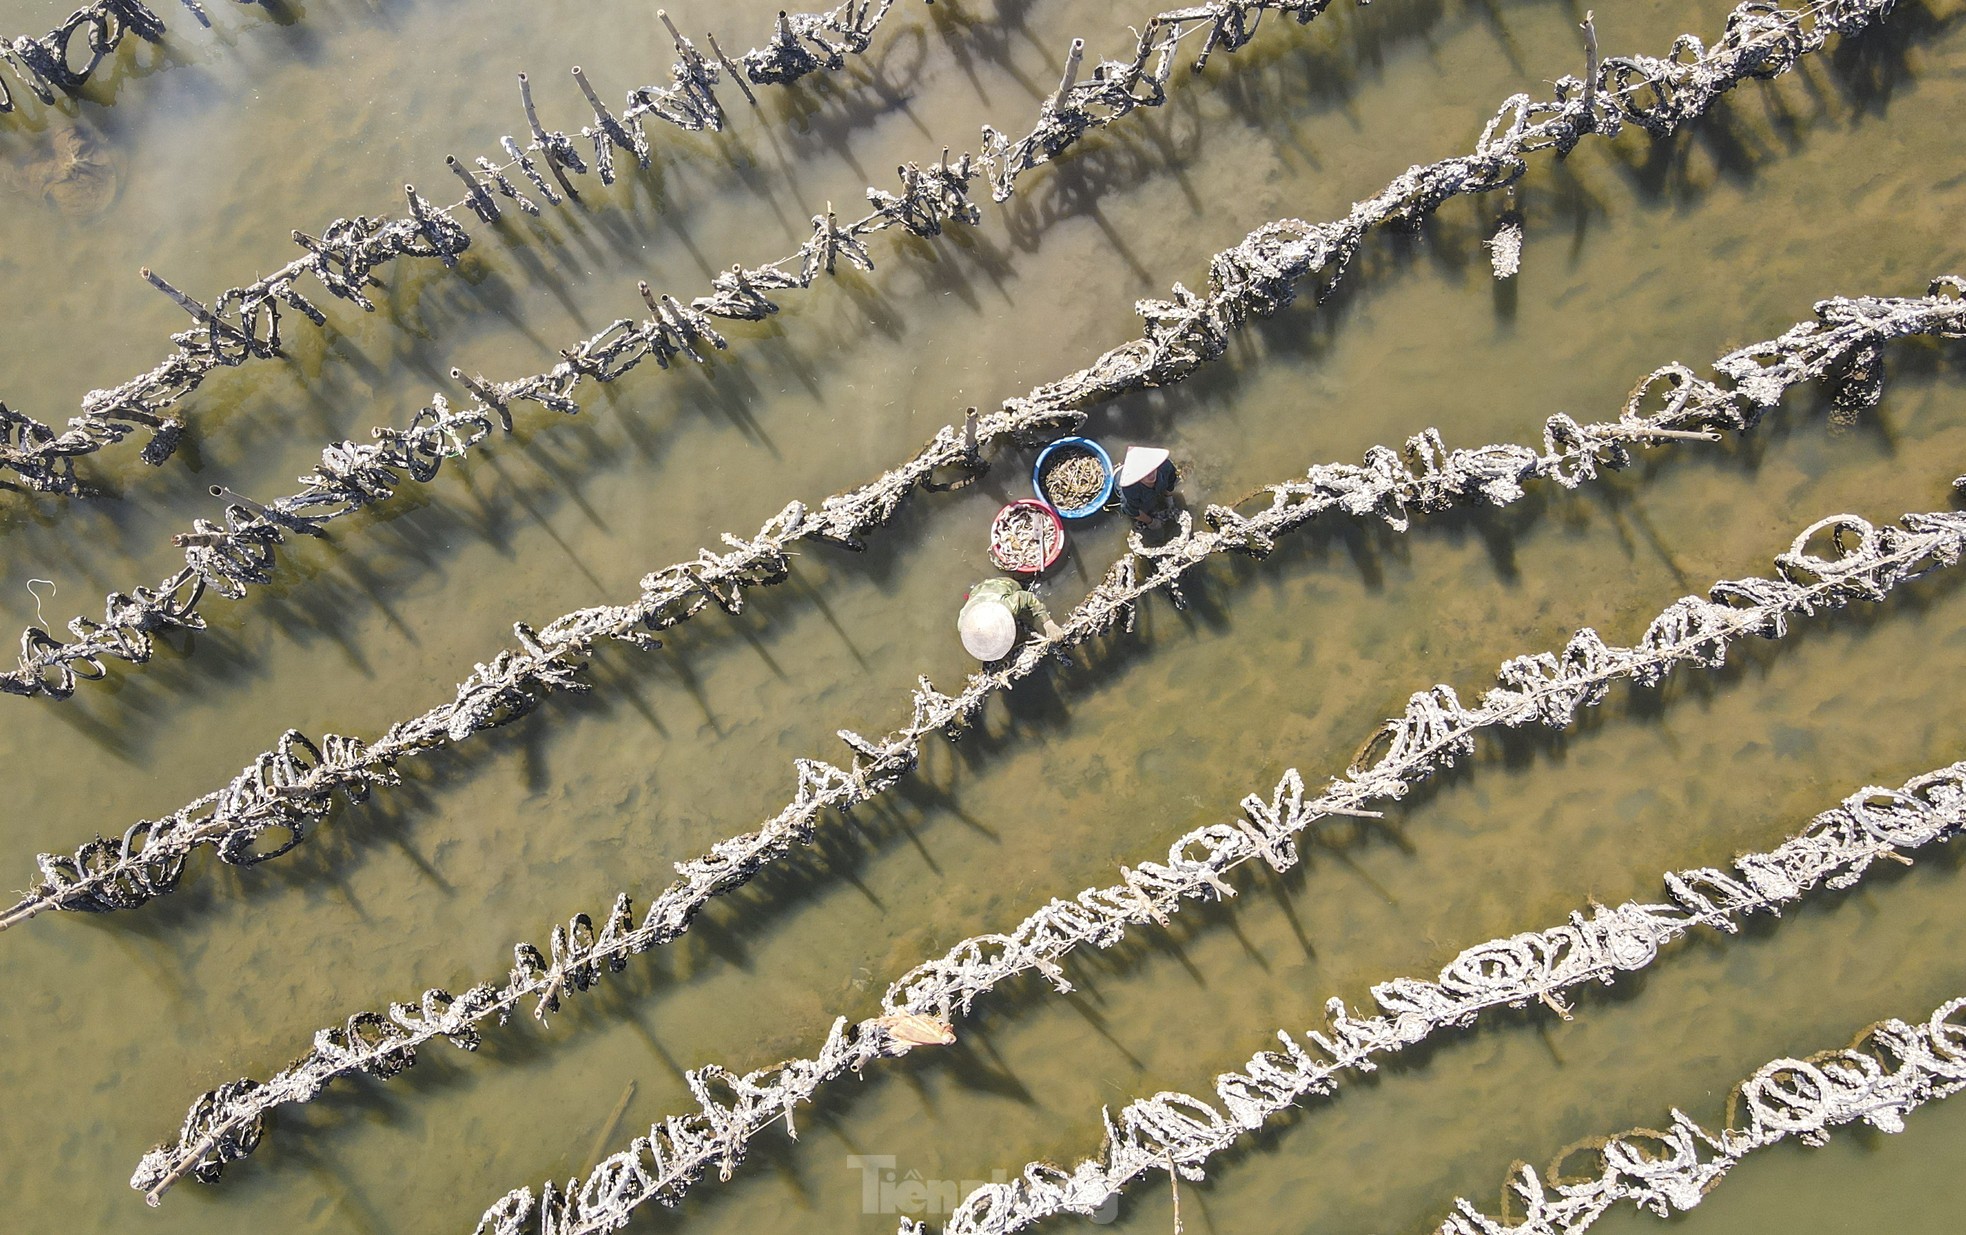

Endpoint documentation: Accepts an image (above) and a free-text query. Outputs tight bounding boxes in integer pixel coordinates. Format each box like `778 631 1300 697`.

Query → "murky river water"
3 0 1966 1232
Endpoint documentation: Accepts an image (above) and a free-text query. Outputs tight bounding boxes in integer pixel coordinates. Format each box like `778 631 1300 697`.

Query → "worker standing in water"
958 576 1064 662
1116 446 1179 526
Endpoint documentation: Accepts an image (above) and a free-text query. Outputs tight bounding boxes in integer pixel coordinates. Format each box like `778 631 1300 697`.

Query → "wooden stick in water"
1580 11 1599 124
705 30 758 105
1165 1147 1183 1235
582 1080 639 1175
1051 38 1085 114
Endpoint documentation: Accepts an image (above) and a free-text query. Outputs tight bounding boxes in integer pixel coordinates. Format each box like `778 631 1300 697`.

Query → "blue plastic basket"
1032 436 1115 519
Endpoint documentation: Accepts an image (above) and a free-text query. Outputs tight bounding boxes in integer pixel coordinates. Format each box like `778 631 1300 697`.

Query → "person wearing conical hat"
958 576 1062 662
1116 446 1178 526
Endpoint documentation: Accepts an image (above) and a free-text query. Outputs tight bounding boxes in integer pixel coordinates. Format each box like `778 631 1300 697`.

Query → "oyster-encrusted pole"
1438 998 1966 1235
13 273 1960 935
227 499 1966 1231
977 0 1332 202
0 2 1325 495
1579 11 1599 128
4 0 1909 699
485 751 1966 1235
902 753 1966 1235
0 152 982 698
0 0 193 114
0 0 911 494
127 347 1966 1201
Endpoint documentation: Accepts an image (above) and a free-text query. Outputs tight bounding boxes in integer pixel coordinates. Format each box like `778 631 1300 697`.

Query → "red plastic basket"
989 500 1066 573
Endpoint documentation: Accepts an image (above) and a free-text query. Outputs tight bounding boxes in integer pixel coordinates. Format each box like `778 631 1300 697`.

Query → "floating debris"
869 1012 958 1050
1486 212 1524 280
1439 997 1966 1235
125 315 1966 1203
448 523 1966 1235
23 578 55 627
907 755 1966 1235
0 122 121 216
6 0 1918 696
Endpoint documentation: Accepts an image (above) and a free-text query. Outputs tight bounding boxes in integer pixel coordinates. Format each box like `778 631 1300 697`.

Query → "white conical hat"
959 598 1018 661
1119 446 1171 487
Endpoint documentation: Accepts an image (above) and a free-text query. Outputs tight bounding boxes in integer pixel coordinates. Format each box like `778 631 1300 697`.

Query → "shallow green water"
2 0 1966 1233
